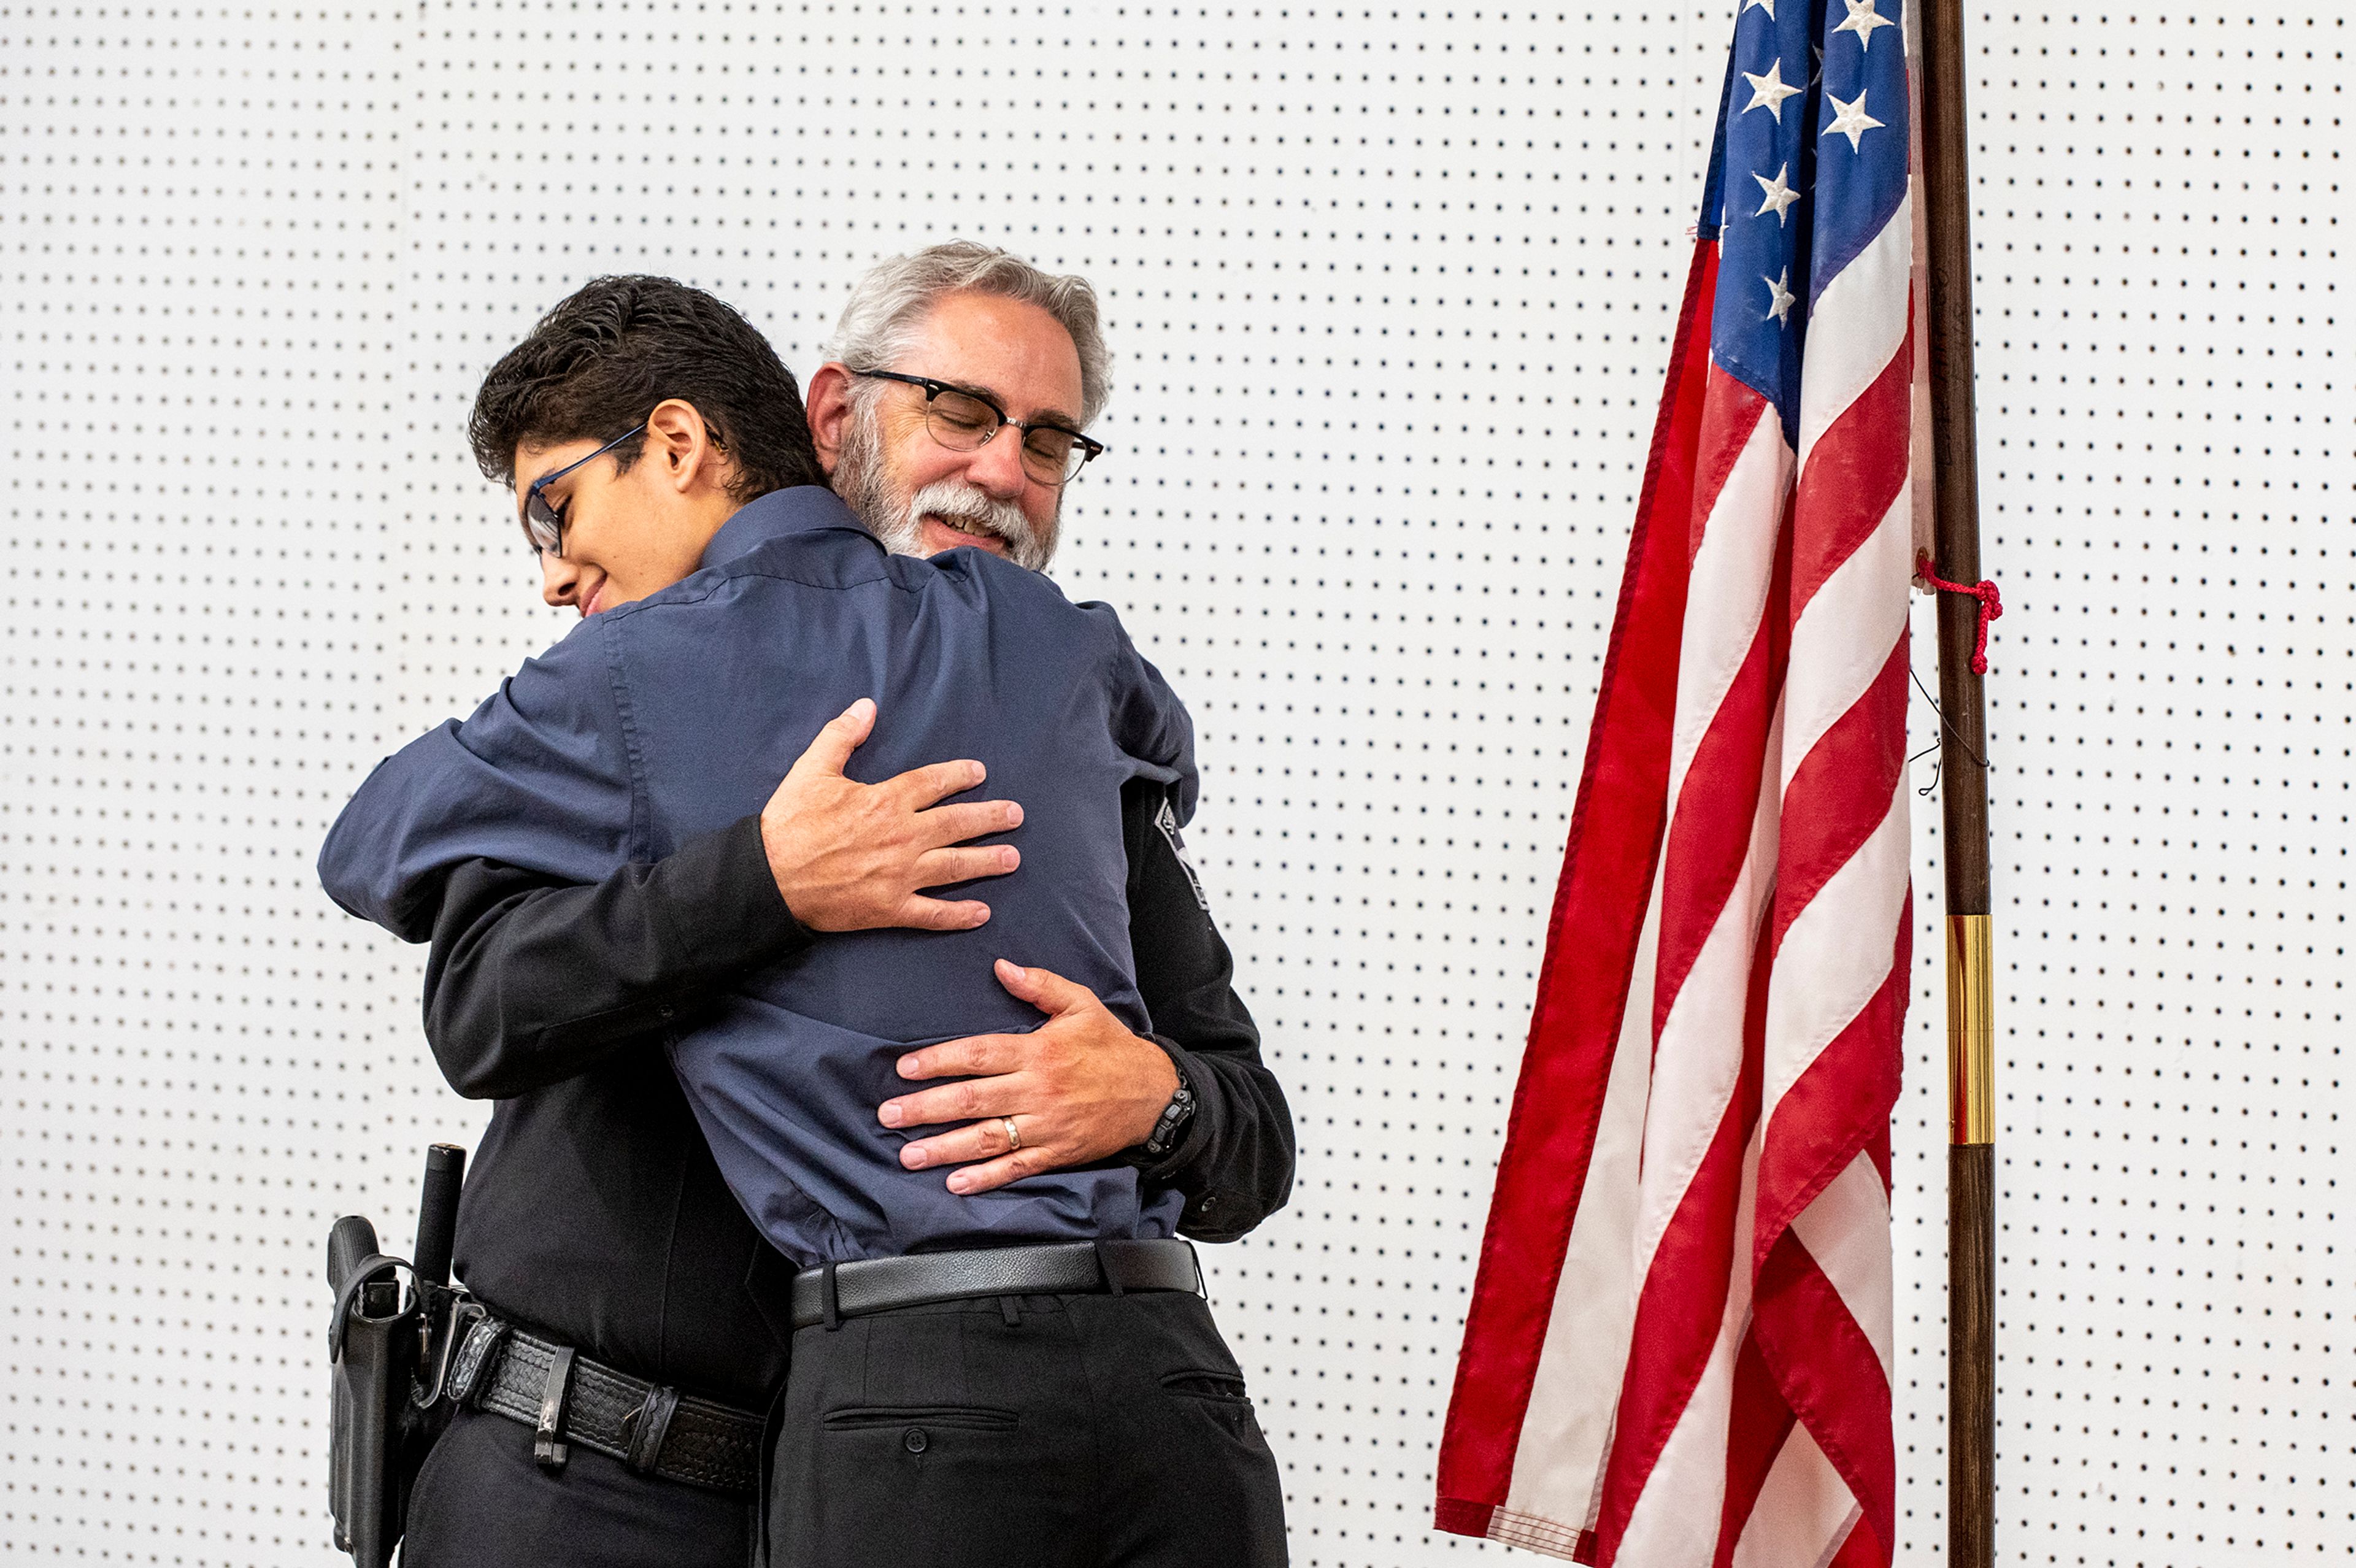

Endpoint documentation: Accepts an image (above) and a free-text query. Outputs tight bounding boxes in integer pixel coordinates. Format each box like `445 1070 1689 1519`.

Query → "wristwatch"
1139 1066 1197 1159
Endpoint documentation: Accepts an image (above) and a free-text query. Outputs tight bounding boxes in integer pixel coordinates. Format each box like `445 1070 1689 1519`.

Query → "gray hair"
830 242 1111 427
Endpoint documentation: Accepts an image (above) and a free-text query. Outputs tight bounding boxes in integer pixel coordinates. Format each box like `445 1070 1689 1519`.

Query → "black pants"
769 1289 1287 1567
402 1403 758 1568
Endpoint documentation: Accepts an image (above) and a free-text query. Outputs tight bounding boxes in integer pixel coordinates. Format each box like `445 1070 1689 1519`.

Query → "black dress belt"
443 1312 765 1495
788 1238 1203 1331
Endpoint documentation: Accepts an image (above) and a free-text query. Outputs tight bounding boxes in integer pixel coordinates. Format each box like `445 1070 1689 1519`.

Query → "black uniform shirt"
417 779 1292 1409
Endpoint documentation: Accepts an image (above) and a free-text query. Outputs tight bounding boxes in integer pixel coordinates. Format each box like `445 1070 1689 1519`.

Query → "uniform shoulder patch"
1153 796 1212 913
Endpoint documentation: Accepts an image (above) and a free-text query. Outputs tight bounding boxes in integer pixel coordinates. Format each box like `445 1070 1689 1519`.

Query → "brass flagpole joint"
1946 913 1993 1145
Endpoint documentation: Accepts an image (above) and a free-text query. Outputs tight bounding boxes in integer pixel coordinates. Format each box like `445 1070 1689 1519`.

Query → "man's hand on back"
761 698 1023 932
879 959 1180 1194
766 707 1180 1191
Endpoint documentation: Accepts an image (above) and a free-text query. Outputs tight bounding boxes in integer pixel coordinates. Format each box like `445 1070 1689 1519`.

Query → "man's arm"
878 778 1295 1239
1115 777 1295 1241
368 696 1017 1096
412 777 1293 1236
421 817 812 1099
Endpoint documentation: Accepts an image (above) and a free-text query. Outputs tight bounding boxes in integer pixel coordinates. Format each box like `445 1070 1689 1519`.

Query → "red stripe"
1650 609 1777 1041
1588 909 1773 1562
1750 899 1908 1568
1768 637 1909 955
1434 239 1721 1525
1727 299 1913 1568
1829 1518 1884 1568
1590 1086 1752 1562
1430 1498 1495 1538
1712 1333 1798 1568
1756 893 1911 1277
1789 318 1914 621
1651 377 1790 1040
1751 1231 1896 1565
1741 383 1913 1564
1685 367 1775 567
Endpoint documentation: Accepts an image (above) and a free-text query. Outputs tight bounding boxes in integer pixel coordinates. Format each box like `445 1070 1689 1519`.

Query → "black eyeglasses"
853 371 1105 486
520 423 649 556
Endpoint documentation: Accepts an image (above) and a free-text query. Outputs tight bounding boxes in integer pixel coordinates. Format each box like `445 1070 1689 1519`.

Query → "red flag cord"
1915 556 2003 674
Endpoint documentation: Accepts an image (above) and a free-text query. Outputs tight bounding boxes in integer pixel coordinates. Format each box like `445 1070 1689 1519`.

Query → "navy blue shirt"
320 486 1195 1265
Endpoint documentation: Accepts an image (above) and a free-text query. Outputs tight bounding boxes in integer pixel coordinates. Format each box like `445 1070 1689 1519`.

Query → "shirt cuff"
1123 1034 1211 1184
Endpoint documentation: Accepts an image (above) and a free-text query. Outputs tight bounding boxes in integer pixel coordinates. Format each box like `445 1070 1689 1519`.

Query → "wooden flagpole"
1919 1 1996 1564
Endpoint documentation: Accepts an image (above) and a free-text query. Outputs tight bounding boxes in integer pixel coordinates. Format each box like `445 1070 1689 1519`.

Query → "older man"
353 252 1290 1567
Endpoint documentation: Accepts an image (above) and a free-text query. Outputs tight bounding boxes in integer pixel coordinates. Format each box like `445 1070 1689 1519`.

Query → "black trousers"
768 1289 1287 1568
402 1403 758 1568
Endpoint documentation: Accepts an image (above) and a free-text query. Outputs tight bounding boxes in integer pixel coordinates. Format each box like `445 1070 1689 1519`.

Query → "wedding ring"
1003 1117 1022 1152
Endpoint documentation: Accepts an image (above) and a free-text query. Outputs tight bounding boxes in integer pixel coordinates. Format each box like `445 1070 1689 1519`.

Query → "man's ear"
643 398 721 494
804 363 855 480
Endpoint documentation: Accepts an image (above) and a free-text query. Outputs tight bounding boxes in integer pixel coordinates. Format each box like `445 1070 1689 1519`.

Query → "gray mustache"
904 482 1040 564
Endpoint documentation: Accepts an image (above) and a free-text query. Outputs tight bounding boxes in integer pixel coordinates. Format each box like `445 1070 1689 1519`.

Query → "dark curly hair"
468 275 822 504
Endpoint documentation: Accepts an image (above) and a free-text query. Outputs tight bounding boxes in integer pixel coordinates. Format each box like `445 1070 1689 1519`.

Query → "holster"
326 1145 469 1568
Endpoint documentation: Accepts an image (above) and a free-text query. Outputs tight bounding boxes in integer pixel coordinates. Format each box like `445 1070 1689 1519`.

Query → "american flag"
1434 1 1915 1562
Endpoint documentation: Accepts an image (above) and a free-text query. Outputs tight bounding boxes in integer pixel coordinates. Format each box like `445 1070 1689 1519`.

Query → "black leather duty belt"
443 1312 764 1495
788 1237 1203 1331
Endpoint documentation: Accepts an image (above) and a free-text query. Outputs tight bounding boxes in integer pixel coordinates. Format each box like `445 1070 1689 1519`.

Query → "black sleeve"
414 789 1296 1237
420 815 816 1100
1117 778 1296 1242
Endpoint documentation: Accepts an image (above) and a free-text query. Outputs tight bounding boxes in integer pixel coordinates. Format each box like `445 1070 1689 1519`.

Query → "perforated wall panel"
3 3 2346 1565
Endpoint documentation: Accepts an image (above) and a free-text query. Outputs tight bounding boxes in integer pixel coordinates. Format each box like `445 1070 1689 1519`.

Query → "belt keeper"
1094 1239 1126 1296
417 1296 482 1409
534 1345 577 1471
450 1318 508 1410
822 1260 842 1332
623 1383 682 1475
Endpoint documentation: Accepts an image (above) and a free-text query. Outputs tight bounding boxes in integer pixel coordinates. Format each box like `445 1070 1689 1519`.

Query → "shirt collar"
699 485 879 571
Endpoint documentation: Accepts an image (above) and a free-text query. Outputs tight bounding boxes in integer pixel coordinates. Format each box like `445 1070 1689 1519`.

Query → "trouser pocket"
822 1405 1017 1433
1159 1370 1252 1404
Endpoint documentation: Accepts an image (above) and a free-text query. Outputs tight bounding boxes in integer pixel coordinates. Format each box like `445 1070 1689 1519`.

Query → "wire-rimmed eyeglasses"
853 371 1105 486
520 423 649 556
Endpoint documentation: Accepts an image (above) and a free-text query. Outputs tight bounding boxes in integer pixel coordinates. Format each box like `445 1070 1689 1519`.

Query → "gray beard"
835 402 1055 571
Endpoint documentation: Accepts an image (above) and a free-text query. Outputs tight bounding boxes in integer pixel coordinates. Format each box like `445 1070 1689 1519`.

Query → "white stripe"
1628 380 1789 1304
1795 191 1913 472
1602 713 1780 1564
1503 870 1665 1533
1758 775 1911 1137
1661 400 1791 817
1780 478 1913 787
1730 1423 1864 1568
1613 1142 1761 1568
1630 699 1783 1289
1790 1153 1897 1383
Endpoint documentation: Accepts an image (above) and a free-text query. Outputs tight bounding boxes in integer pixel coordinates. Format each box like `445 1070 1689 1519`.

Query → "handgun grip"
328 1215 383 1292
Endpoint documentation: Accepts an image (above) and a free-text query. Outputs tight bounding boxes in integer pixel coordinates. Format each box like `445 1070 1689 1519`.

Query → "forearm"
1120 778 1296 1239
1134 1033 1295 1243
423 815 813 1099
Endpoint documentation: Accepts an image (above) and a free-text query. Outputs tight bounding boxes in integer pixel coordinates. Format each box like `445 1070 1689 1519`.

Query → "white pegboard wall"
1957 9 2346 1558
0 1 425 1561
3 4 2348 1567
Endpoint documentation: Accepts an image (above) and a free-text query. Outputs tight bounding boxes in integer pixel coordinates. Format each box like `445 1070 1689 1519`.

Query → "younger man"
320 272 1287 1567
